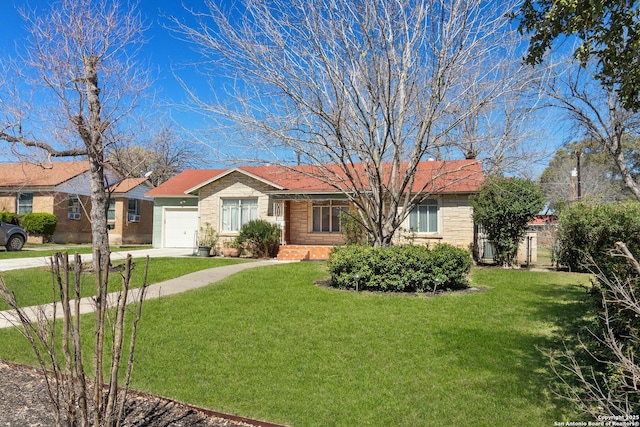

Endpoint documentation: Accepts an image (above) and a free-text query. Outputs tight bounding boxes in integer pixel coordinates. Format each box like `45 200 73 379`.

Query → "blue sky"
0 1 570 175
0 0 225 163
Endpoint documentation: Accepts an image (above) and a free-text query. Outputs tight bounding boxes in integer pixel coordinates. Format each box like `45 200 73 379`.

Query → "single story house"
0 160 154 245
145 159 485 260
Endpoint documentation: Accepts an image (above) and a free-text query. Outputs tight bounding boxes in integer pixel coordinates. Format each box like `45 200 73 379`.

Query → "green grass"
0 244 152 259
0 263 591 426
0 257 247 310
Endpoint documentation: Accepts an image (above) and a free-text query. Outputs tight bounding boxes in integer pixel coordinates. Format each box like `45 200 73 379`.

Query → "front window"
68 196 81 220
312 200 348 233
18 193 33 214
221 199 258 232
409 200 438 233
128 199 140 222
107 199 116 221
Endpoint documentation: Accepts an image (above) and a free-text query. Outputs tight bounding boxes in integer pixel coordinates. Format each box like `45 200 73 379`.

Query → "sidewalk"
0 247 195 272
0 251 285 329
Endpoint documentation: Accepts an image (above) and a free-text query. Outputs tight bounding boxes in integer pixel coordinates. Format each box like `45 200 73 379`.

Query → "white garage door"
164 209 198 248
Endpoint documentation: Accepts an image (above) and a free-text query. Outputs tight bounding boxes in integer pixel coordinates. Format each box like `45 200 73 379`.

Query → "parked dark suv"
0 221 27 251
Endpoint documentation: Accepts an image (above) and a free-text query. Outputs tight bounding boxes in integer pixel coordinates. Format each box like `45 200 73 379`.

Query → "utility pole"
571 168 577 202
576 150 582 200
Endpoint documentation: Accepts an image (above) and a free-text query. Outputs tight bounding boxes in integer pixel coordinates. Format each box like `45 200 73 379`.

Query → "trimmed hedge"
327 244 471 292
21 212 58 238
0 212 20 225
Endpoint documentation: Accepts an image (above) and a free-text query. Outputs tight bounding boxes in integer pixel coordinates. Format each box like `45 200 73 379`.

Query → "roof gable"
144 169 227 197
109 177 152 194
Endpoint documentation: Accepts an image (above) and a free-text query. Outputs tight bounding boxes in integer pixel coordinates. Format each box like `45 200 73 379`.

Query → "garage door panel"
164 209 198 248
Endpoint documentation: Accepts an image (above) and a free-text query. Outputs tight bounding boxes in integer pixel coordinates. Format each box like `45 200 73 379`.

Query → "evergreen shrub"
557 200 640 275
0 212 20 225
21 213 58 238
235 219 281 258
327 244 471 292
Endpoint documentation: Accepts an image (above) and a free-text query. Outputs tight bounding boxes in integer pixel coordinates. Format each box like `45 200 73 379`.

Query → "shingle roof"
145 169 227 197
109 177 150 194
238 159 483 194
146 160 483 197
0 161 91 188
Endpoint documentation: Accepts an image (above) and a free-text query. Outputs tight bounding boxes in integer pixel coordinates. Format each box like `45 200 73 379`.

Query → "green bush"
554 202 640 418
0 212 20 225
235 219 281 258
327 244 471 292
556 200 640 275
21 212 58 238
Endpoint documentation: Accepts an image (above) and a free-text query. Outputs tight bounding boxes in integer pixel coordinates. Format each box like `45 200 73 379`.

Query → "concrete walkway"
0 249 285 329
0 247 194 272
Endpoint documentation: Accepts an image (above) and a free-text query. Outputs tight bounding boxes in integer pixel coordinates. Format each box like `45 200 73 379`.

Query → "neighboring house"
146 160 484 260
0 161 153 245
528 214 557 249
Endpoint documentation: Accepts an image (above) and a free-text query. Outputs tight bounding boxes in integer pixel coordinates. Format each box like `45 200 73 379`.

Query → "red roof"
236 160 483 193
145 169 226 197
147 160 483 197
0 161 92 187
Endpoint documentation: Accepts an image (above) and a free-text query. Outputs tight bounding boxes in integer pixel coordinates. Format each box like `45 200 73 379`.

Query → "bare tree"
541 61 640 201
0 0 150 268
107 124 204 186
0 253 149 426
172 0 540 246
547 242 640 419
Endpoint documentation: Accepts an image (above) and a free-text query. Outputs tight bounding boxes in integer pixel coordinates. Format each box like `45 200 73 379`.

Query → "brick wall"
288 200 346 245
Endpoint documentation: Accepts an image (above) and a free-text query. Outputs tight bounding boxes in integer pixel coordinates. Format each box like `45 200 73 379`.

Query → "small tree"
471 176 545 267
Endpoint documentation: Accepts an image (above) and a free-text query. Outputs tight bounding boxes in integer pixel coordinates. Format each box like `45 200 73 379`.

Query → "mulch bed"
0 360 283 427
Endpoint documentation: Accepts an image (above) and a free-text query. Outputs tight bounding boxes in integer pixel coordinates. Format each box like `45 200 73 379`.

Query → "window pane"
128 199 138 214
240 199 258 226
18 193 33 214
107 200 116 221
221 200 238 231
68 197 80 213
419 205 427 232
313 207 321 232
409 209 418 231
321 206 330 232
331 207 341 232
428 204 438 232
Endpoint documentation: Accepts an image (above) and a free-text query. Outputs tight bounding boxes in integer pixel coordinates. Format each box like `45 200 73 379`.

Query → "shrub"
21 213 58 238
0 212 20 225
235 219 281 258
556 200 640 275
327 244 471 292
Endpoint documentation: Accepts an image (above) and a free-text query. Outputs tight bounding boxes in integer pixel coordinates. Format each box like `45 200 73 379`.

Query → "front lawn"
0 244 151 259
0 257 247 310
0 263 591 426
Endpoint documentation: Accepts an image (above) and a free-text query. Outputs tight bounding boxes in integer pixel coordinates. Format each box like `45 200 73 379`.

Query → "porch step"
276 245 333 261
276 248 310 261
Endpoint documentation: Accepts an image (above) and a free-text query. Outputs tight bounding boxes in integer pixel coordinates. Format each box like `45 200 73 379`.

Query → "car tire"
5 234 24 251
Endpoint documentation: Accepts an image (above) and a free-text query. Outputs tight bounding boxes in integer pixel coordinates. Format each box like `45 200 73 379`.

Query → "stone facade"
398 195 475 250
193 172 478 252
198 171 276 247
